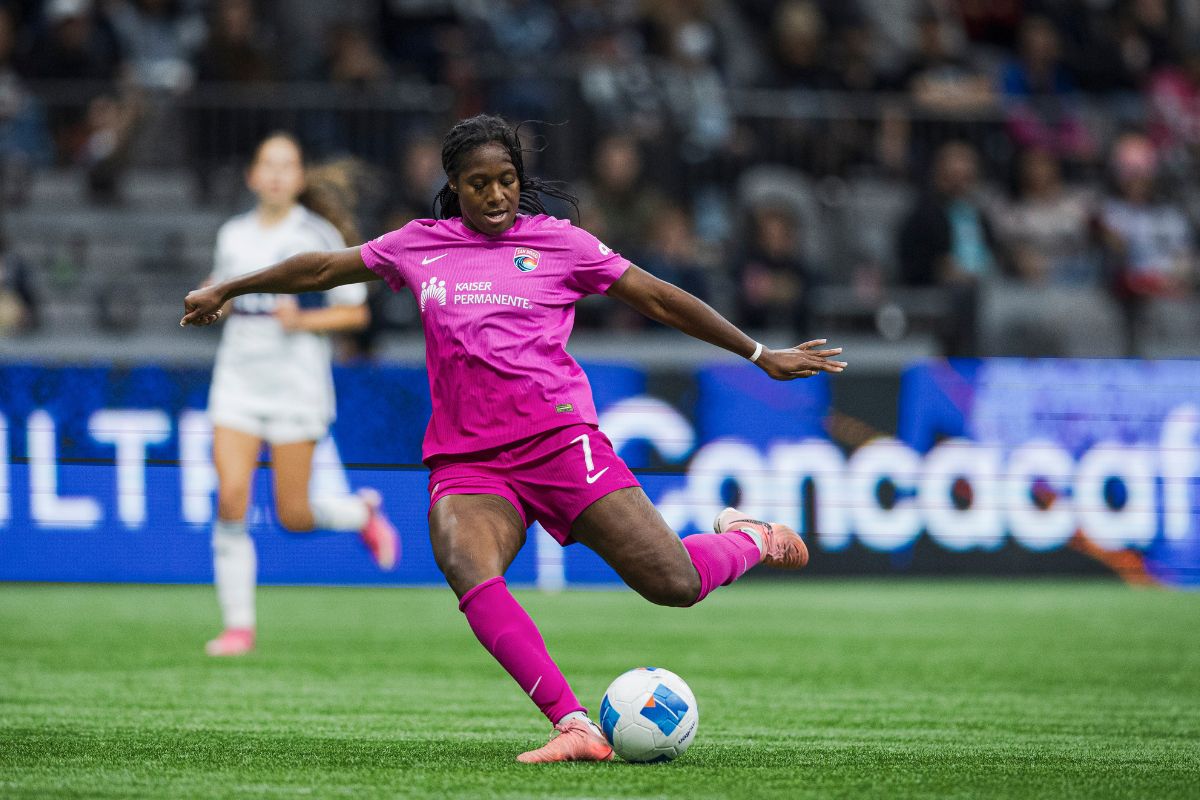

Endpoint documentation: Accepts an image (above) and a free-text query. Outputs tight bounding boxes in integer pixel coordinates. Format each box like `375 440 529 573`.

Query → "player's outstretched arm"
181 247 377 327
605 265 846 380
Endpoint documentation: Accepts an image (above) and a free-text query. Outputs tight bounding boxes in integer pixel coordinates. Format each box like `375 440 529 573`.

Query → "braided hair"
432 115 578 221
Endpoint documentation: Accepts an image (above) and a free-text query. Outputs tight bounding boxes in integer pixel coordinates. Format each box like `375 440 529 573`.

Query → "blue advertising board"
0 361 657 587
1 359 1197 587
897 359 1200 585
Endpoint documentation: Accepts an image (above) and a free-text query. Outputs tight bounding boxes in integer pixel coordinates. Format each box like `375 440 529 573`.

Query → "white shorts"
208 405 329 445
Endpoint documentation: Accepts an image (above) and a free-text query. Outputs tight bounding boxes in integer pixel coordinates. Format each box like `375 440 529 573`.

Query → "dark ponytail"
432 115 578 221
299 158 363 244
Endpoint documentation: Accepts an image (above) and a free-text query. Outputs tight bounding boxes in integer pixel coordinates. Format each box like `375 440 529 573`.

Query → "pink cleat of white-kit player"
204 627 255 657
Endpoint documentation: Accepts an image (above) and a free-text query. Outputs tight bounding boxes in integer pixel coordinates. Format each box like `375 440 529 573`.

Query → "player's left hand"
272 296 304 332
755 339 846 380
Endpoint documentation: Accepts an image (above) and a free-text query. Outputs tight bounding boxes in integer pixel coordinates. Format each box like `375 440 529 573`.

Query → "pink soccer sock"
459 576 586 725
683 530 761 605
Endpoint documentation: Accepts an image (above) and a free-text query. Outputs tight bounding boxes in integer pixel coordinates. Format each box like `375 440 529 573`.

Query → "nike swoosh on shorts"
586 468 609 484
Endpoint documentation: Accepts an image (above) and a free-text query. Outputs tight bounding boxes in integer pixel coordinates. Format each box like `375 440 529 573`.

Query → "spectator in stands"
899 141 1003 285
1115 0 1177 86
79 91 138 202
897 140 1005 354
764 0 832 89
992 147 1099 286
22 0 123 161
559 0 633 49
638 0 764 87
450 30 490 120
309 22 396 163
598 203 710 331
999 15 1095 163
194 0 275 84
1100 132 1196 299
819 14 891 175
575 133 665 254
853 0 945 76
734 204 812 334
637 204 711 302
15 0 141 201
322 22 391 87
0 231 37 333
575 26 660 145
954 0 1022 50
747 1 843 175
189 0 278 203
0 5 50 204
892 13 994 117
385 133 447 218
1056 0 1161 94
376 0 462 84
1149 45 1200 164
474 0 564 122
654 5 734 164
23 0 122 83
827 13 881 94
106 0 205 92
888 12 996 174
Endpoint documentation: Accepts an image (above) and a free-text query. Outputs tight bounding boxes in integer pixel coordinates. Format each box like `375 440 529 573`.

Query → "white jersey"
208 205 366 427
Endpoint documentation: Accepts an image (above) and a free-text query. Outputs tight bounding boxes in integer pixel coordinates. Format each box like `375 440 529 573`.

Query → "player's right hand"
180 285 226 327
755 339 847 380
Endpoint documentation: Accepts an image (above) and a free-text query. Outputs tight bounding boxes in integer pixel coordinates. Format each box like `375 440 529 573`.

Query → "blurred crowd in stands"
1 0 1199 355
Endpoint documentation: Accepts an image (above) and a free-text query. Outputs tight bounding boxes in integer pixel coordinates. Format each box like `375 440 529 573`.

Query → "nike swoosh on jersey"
585 468 609 484
421 253 449 265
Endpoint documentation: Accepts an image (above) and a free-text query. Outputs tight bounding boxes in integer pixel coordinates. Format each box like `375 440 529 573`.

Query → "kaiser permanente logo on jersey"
419 277 448 311
419 276 533 314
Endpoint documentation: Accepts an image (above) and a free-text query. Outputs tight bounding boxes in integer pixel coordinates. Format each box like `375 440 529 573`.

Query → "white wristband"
748 342 763 363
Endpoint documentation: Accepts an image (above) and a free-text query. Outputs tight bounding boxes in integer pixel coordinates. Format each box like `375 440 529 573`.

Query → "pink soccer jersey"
360 214 631 460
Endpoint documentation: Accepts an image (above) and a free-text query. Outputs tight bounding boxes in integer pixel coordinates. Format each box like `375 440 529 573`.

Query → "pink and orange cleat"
714 507 809 569
357 488 400 571
205 627 255 657
516 719 614 764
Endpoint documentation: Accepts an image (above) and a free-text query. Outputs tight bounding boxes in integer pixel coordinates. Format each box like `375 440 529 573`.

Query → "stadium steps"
1136 298 1200 358
979 282 1128 358
9 167 226 239
19 166 206 210
832 178 915 279
8 168 225 338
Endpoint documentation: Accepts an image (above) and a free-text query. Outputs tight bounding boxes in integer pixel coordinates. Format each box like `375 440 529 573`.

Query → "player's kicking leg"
571 488 808 609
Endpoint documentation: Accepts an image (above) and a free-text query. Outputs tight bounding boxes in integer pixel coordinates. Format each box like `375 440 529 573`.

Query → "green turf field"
0 580 1197 799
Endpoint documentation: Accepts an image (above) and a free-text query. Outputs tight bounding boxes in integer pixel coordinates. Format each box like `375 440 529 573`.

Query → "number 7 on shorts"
571 433 609 485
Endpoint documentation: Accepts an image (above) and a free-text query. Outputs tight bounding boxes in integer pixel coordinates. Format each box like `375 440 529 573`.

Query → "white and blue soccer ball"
599 667 699 763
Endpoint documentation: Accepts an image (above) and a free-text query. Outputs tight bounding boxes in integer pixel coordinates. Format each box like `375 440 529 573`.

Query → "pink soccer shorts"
426 423 641 545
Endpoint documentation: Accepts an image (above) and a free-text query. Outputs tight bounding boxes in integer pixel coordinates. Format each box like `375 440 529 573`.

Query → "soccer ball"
599 667 699 763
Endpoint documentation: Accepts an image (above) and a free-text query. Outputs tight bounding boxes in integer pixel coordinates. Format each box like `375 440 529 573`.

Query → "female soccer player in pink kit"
182 115 845 762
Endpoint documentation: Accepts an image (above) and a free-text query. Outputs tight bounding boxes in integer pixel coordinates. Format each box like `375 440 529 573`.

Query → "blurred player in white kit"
203 132 398 657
